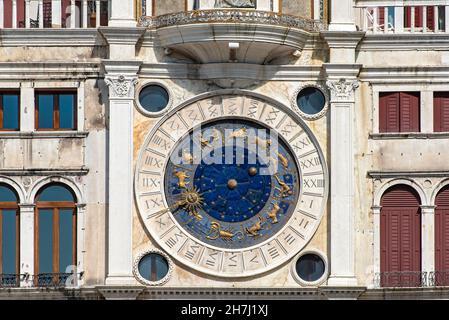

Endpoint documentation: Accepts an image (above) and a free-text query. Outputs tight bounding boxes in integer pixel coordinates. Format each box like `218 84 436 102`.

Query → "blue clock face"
164 120 300 249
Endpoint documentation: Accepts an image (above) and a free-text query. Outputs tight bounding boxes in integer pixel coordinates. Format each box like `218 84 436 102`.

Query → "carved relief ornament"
105 75 138 99
326 79 359 101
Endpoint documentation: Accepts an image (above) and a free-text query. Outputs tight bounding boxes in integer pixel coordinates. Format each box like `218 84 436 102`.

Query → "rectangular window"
35 91 77 131
434 92 449 132
0 92 20 131
0 209 19 287
379 92 420 133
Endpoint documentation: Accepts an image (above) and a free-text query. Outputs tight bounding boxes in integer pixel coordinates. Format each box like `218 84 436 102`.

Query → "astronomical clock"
135 93 328 278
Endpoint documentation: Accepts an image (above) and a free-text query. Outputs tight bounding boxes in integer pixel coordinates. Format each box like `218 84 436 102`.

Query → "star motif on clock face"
135 94 328 278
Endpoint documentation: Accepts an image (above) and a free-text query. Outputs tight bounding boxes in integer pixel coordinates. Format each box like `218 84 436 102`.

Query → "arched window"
35 184 76 286
380 185 422 287
435 185 449 286
0 184 19 287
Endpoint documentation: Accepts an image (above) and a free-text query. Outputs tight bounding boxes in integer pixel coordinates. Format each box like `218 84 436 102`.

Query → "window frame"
0 91 20 132
35 90 78 131
34 185 77 285
379 91 421 133
434 92 449 133
0 185 20 280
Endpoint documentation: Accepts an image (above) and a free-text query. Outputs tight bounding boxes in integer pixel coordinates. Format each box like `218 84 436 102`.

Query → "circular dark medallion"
164 119 300 249
139 85 170 113
295 253 326 283
138 253 169 282
296 87 326 116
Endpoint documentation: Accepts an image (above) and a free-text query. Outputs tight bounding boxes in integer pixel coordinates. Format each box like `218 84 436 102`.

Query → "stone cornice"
0 29 107 47
360 67 449 83
0 168 90 176
0 131 90 139
98 27 146 46
0 62 101 80
321 31 365 48
368 171 449 178
138 63 324 81
323 63 363 79
358 33 449 51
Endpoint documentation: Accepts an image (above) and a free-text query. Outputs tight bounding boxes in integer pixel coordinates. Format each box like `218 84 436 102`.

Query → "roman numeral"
165 232 184 249
266 110 279 124
152 135 169 150
268 247 280 259
284 233 296 246
292 137 311 152
143 178 159 188
188 110 199 122
300 156 321 170
185 245 200 260
145 155 162 168
205 252 218 267
303 178 325 188
248 101 258 118
228 254 238 267
281 121 296 135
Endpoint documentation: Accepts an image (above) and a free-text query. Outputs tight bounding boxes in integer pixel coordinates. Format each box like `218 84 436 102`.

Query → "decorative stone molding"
291 83 329 120
138 9 327 32
105 75 138 99
326 79 359 102
133 249 174 287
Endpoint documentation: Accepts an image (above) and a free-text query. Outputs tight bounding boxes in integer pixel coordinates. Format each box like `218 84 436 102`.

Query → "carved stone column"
104 61 141 285
19 204 35 287
324 65 361 287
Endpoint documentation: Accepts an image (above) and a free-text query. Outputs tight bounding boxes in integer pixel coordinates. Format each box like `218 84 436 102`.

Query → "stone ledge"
0 131 90 139
370 132 449 140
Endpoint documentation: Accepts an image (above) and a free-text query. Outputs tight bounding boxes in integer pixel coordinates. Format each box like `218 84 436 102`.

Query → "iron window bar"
428 271 449 287
0 274 29 288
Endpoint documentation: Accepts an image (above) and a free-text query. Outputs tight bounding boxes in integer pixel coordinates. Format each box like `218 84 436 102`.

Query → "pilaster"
103 60 141 286
109 0 136 28
421 205 436 274
19 204 35 287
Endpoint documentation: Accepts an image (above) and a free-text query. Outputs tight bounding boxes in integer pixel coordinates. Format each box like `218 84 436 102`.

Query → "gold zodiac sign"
180 187 204 221
174 171 190 188
245 216 265 237
267 203 281 224
278 153 289 169
207 222 244 241
229 127 247 139
182 151 194 164
274 175 293 198
200 129 220 148
255 137 271 149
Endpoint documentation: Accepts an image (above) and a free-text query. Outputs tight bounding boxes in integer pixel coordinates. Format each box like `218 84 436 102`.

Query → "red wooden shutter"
405 7 411 28
380 93 400 133
62 0 70 27
415 6 423 27
3 0 13 28
399 92 420 132
380 185 422 287
427 6 435 31
378 7 385 31
435 186 449 286
434 92 449 132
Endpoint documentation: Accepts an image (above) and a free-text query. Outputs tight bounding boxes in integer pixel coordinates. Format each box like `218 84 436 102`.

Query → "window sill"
0 131 89 139
370 132 449 140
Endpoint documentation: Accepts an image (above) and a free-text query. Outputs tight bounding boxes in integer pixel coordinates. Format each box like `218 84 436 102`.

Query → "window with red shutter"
379 92 420 133
415 6 423 28
380 185 422 287
399 92 420 133
434 92 449 132
435 186 449 286
427 6 435 31
378 7 385 31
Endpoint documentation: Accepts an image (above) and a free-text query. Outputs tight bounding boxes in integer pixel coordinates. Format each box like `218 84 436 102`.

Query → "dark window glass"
38 209 53 274
59 209 74 273
139 85 170 113
38 94 54 129
2 95 19 130
59 94 75 129
0 185 18 202
36 92 76 130
138 253 169 282
37 184 75 202
1 210 17 275
297 87 326 116
296 254 326 282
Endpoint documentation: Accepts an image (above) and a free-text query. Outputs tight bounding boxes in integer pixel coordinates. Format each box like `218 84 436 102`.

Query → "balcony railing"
355 2 449 33
138 9 327 33
0 0 110 29
0 272 83 289
375 271 449 288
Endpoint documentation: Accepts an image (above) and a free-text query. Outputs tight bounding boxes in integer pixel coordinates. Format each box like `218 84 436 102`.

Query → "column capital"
326 78 359 103
19 203 35 210
103 60 142 100
372 206 382 214
421 205 436 214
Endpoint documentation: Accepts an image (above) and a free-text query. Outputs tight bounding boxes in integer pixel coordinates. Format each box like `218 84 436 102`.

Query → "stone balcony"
139 9 327 64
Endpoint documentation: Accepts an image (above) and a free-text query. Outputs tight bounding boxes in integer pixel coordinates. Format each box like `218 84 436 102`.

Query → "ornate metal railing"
429 271 449 287
374 271 428 288
0 274 26 288
138 10 327 33
0 273 84 289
